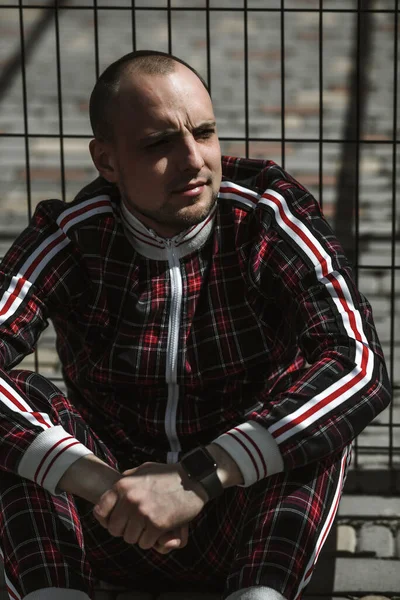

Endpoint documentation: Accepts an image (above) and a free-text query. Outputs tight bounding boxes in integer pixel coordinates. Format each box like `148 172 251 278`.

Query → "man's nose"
179 135 204 172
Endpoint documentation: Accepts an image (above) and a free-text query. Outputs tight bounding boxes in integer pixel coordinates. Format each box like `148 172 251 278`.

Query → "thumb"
154 524 189 554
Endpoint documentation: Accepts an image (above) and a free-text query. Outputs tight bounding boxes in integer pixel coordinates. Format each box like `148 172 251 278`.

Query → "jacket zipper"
164 240 183 462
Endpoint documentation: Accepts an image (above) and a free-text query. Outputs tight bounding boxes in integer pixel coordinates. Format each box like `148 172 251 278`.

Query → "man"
0 50 391 600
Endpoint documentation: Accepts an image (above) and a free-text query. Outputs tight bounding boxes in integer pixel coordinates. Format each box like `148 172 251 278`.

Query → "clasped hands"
93 461 208 554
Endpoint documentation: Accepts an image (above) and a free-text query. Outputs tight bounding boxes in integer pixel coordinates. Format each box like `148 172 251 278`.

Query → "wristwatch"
180 446 224 501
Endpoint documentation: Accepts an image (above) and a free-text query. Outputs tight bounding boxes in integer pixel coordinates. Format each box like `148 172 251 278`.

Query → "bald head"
89 50 209 142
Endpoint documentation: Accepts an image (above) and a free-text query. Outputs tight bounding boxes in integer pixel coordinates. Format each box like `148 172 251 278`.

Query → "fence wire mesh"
0 0 399 476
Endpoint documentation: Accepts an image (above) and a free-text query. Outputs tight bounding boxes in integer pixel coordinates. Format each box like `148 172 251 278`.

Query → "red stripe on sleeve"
262 192 330 277
34 435 75 483
0 383 50 429
233 427 268 478
39 440 81 488
272 344 369 440
226 430 260 480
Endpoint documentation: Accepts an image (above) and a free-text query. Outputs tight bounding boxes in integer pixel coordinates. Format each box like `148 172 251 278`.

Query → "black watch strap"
180 447 224 501
200 468 224 501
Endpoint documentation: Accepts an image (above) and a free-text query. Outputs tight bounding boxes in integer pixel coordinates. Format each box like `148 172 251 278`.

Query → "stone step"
306 557 400 596
339 496 400 518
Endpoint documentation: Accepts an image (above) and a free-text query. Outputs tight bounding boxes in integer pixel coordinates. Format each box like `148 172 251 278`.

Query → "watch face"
183 448 217 479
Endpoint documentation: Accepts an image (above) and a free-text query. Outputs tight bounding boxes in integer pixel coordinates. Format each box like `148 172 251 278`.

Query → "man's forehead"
118 62 209 102
115 67 214 133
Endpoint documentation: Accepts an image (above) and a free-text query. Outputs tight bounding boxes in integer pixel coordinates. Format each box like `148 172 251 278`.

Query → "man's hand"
58 445 241 554
93 461 207 552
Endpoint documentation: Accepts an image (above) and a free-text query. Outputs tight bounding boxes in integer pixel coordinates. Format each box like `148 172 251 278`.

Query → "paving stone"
358 524 395 558
359 597 393 600
339 496 400 517
308 558 400 593
396 529 400 559
336 524 357 553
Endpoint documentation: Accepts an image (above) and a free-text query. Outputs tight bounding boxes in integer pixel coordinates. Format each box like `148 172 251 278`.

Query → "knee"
9 370 69 421
10 370 64 400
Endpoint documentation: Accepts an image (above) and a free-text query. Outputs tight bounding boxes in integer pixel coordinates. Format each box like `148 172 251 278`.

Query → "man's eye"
148 138 170 149
197 129 215 139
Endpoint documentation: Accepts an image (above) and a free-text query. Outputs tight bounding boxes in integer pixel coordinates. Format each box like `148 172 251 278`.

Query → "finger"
153 526 186 554
137 524 163 550
163 525 188 550
155 529 182 550
93 509 109 529
121 468 137 476
154 538 180 554
94 488 119 520
123 518 146 545
154 542 176 555
106 498 131 538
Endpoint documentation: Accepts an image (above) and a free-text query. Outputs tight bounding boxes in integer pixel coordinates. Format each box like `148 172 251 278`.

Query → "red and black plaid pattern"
0 370 348 600
0 157 391 483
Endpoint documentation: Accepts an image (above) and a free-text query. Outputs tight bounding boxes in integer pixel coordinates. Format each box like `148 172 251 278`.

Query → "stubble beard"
122 185 218 236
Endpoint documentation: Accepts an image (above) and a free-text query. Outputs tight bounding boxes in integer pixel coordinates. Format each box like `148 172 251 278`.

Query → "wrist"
206 443 244 488
58 454 122 505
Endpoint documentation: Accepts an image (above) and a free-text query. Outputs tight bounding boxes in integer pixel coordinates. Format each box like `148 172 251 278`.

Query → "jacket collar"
120 199 216 261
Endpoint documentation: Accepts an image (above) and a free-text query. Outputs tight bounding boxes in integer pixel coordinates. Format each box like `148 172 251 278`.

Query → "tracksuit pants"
0 371 349 600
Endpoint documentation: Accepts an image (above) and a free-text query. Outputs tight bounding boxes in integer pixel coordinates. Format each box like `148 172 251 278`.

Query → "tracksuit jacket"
0 156 392 495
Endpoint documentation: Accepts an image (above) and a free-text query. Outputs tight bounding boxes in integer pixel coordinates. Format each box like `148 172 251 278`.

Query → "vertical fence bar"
318 0 323 209
206 0 211 94
388 0 398 470
280 0 285 169
244 0 249 158
54 2 66 203
131 0 136 51
93 0 100 79
334 1 373 275
18 1 39 374
351 0 362 469
18 1 32 221
167 0 172 55
354 0 361 289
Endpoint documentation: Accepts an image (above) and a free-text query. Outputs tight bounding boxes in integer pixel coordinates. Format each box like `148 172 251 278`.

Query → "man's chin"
173 195 216 228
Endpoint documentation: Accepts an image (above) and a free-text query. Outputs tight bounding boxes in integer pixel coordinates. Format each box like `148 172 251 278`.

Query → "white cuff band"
18 425 93 495
212 420 284 487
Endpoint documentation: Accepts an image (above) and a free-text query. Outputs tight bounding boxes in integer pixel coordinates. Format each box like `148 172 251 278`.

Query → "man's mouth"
172 180 208 197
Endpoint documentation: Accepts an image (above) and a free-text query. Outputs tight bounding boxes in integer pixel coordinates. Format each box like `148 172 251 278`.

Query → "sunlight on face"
108 63 222 238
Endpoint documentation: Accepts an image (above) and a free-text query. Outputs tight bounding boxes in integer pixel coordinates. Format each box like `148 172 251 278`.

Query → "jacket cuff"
212 420 284 487
17 425 93 495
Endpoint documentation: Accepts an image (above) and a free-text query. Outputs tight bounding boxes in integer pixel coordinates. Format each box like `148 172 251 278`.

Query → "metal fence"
0 0 399 483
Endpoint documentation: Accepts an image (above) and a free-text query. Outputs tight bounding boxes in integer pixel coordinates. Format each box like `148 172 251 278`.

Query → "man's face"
91 63 222 238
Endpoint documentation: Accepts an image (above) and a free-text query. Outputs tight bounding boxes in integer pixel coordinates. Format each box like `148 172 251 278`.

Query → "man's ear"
89 138 118 183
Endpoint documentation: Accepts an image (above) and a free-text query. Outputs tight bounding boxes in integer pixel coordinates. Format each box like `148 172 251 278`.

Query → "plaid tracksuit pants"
0 371 349 600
